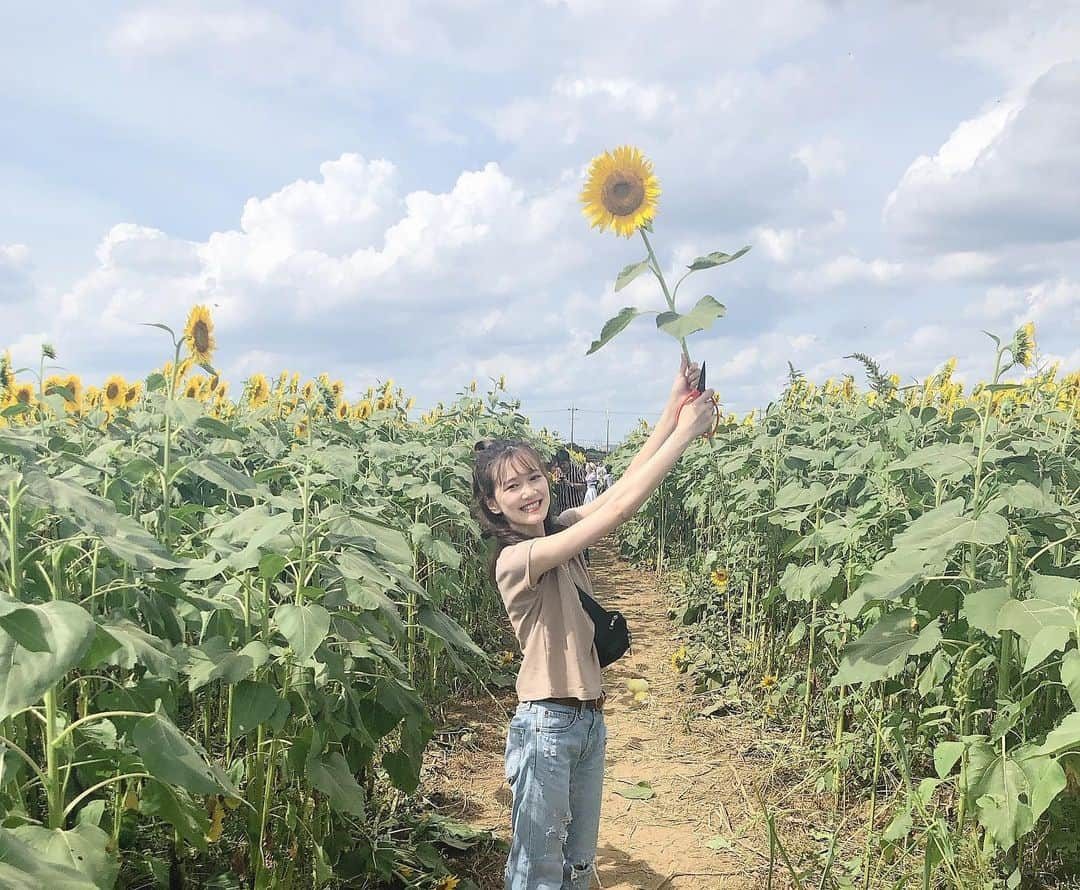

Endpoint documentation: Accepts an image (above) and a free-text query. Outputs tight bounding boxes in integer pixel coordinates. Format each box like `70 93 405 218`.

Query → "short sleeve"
495 539 538 612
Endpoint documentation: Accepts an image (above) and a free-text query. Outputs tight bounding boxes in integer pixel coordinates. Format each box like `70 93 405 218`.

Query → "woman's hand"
668 354 702 405
674 388 717 441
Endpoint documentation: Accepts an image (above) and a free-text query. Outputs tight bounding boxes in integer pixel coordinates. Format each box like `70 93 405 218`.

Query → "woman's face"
486 452 550 535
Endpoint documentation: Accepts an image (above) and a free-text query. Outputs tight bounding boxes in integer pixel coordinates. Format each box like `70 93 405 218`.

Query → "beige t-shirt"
495 512 603 702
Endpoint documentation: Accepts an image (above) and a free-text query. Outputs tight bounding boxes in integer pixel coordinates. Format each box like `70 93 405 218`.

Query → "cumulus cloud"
885 60 1080 251
0 244 32 304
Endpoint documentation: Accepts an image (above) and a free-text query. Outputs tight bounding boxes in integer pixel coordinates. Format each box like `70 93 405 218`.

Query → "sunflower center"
106 384 120 400
16 389 31 404
601 171 646 217
192 321 210 352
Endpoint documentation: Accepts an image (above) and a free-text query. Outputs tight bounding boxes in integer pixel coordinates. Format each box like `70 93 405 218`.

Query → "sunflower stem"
639 228 691 364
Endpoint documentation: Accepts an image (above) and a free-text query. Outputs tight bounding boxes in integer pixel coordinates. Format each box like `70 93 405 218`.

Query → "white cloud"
885 60 1080 250
790 254 904 292
794 137 846 180
0 243 32 304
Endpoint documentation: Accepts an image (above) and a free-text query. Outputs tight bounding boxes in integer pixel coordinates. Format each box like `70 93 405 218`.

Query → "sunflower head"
103 375 127 408
301 381 317 401
356 399 373 420
330 379 345 400
710 569 729 590
124 381 143 408
580 145 661 238
760 674 778 690
335 401 349 421
0 350 13 395
183 376 206 401
1013 321 1036 368
184 305 216 364
13 382 36 407
248 373 271 408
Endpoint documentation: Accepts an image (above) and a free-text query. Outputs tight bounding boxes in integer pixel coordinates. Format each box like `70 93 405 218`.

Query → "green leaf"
183 638 269 691
655 295 726 340
686 245 751 271
0 601 49 652
1032 712 1080 756
10 823 118 889
887 444 977 482
138 782 209 850
0 601 96 720
1029 573 1080 607
586 307 652 356
1017 750 1066 822
132 710 236 796
229 680 280 739
194 416 246 441
186 457 263 497
614 259 651 292
274 603 331 662
778 562 840 603
996 598 1074 645
88 620 177 678
418 606 485 662
961 586 1011 637
307 751 366 816
972 753 1032 851
1061 650 1080 710
612 780 656 800
0 831 99 889
934 741 966 778
832 611 942 687
382 749 420 793
987 481 1061 515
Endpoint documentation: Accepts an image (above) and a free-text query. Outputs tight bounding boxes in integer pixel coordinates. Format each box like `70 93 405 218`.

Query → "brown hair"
471 438 558 581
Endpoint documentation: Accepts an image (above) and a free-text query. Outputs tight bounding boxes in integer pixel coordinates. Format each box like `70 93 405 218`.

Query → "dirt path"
425 542 792 890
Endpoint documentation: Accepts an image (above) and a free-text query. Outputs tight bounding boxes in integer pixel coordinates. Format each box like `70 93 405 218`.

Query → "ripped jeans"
504 700 607 889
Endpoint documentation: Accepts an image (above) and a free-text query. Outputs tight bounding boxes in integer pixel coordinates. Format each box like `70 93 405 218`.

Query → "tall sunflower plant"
580 145 750 360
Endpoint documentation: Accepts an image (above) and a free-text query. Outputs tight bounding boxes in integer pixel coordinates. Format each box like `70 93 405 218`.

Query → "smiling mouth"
521 500 543 515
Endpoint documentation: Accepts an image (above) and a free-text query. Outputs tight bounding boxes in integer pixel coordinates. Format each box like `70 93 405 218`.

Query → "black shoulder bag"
575 583 632 668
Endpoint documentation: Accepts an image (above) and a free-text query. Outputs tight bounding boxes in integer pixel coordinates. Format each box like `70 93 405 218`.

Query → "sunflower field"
613 324 1080 887
0 309 540 889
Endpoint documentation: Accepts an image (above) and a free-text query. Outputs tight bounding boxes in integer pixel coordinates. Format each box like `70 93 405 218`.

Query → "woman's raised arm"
527 387 715 580
559 355 701 524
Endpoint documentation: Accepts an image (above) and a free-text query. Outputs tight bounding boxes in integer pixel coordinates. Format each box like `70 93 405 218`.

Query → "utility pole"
568 404 579 446
605 409 611 453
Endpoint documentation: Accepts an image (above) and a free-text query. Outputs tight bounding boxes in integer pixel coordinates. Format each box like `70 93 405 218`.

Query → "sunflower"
335 400 349 421
247 373 270 408
0 349 12 394
405 396 415 411
184 305 215 364
330 379 345 402
12 382 36 407
183 376 206 401
301 381 317 401
294 419 309 439
436 876 460 890
710 569 729 590
1014 321 1036 368
82 386 101 410
580 145 661 238
103 375 127 409
355 399 373 420
124 381 143 408
760 674 778 690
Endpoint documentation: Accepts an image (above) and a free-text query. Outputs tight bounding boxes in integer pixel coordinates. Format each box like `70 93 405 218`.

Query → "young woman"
582 463 598 505
471 357 715 890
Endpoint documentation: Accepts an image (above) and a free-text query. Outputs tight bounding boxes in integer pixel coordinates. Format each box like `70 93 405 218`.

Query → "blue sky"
3 1 1078 447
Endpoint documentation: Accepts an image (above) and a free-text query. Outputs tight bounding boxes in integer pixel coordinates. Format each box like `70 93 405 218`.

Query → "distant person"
553 448 587 512
470 355 715 889
583 462 598 504
596 464 610 492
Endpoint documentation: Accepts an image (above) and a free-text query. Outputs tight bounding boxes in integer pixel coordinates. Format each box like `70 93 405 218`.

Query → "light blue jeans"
503 700 607 889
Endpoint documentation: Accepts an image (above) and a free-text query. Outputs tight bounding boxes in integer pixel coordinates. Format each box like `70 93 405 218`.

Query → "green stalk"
296 469 311 605
998 535 1020 703
639 228 690 362
43 687 62 828
801 598 817 746
160 340 182 543
862 693 884 890
7 480 19 598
